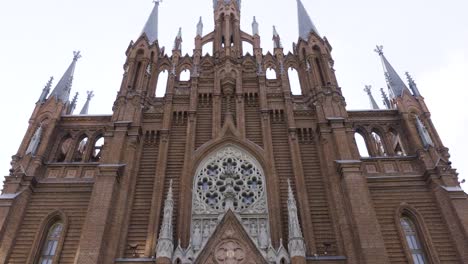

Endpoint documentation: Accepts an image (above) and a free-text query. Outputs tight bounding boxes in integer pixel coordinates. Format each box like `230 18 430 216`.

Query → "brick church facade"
1 0 467 263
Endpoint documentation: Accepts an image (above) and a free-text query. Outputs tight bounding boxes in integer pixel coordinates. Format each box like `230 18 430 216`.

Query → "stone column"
74 164 125 264
336 160 390 264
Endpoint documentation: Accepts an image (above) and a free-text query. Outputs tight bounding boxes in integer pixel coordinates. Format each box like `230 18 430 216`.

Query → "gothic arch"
394 203 440 263
26 210 69 264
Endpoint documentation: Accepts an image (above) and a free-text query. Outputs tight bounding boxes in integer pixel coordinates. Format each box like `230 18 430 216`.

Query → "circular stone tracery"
194 147 265 213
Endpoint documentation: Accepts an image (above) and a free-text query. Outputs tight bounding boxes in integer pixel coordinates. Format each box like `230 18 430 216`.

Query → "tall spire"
79 91 94 115
273 26 283 49
173 27 183 51
50 51 81 103
156 180 174 260
252 16 259 36
405 72 421 97
196 17 203 37
297 0 320 40
141 1 161 44
287 180 306 258
364 85 380 110
375 46 409 98
38 77 54 103
380 88 391 110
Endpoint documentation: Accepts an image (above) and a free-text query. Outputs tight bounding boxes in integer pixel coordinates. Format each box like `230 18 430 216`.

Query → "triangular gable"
195 210 268 264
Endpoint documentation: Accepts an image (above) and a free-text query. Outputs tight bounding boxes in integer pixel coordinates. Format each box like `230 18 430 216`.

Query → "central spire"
375 45 409 98
297 0 320 40
141 1 161 44
50 51 81 103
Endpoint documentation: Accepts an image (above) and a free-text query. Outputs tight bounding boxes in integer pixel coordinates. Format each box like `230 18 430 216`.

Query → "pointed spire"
297 0 320 40
141 0 161 44
156 180 174 260
196 17 203 37
252 16 259 36
50 51 81 103
375 46 409 98
38 77 54 103
405 72 421 97
68 92 79 115
273 26 283 49
363 85 380 110
287 180 306 258
173 27 182 51
380 88 392 109
79 91 94 115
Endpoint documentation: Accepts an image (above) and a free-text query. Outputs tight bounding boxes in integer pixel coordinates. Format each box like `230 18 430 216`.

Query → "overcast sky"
0 0 466 191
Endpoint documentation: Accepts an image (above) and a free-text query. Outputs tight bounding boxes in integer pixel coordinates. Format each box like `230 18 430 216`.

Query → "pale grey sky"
0 0 466 190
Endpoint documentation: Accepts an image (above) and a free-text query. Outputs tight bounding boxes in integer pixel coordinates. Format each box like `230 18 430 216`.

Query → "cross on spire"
375 45 409 98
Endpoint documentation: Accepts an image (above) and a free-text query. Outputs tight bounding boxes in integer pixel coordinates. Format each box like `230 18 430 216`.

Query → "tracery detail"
190 145 270 256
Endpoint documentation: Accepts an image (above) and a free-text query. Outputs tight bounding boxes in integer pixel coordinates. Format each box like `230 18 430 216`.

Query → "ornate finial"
86 90 95 101
273 26 283 49
374 45 384 55
46 76 54 89
173 27 183 51
197 16 203 37
73 51 82 61
364 85 371 94
405 72 421 96
380 88 391 109
156 179 175 260
72 92 79 103
286 179 306 258
364 85 379 110
252 16 259 36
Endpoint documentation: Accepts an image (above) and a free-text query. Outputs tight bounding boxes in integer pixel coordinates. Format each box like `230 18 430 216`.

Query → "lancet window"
37 222 64 264
400 217 428 264
190 145 270 255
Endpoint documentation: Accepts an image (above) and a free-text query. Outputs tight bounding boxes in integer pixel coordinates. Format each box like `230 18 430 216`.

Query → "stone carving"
287 180 306 258
156 180 175 260
215 240 245 264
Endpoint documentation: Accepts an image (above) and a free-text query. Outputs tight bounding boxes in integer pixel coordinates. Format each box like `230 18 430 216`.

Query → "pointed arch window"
90 136 104 162
371 131 387 156
288 68 301 95
156 70 169 98
179 69 191 81
389 129 406 156
266 68 277 80
355 132 370 157
37 222 64 264
400 217 428 264
73 137 89 162
56 135 73 162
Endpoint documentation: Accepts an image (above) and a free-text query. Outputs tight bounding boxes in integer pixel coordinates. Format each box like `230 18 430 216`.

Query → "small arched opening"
355 132 370 158
288 68 302 95
179 69 191 82
371 131 387 156
156 70 169 98
266 68 277 80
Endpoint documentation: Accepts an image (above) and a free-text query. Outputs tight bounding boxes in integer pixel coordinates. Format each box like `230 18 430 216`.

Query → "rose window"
194 149 265 213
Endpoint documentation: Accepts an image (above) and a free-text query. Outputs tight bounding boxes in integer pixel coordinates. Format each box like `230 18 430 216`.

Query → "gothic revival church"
1 0 468 263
